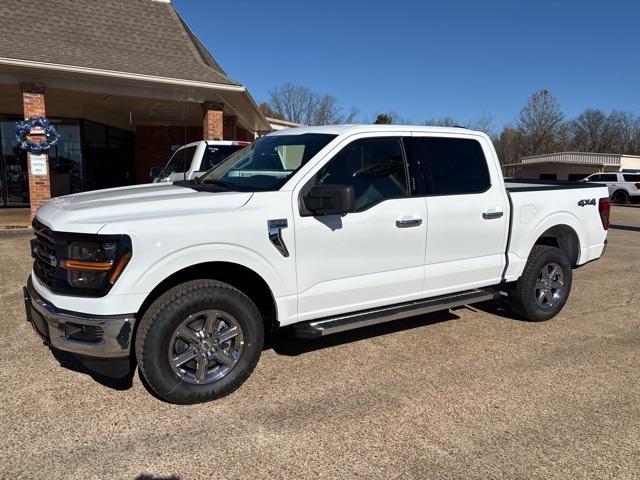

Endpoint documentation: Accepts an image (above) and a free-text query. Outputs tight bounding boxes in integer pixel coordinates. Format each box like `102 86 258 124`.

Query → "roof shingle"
0 0 240 86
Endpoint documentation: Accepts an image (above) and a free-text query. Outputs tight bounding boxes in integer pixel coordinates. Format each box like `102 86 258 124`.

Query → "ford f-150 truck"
24 125 610 404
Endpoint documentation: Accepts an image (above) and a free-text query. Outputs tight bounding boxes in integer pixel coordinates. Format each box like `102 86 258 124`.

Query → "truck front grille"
31 219 62 289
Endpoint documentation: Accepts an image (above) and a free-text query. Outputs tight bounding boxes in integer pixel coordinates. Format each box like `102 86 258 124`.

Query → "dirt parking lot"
0 206 638 480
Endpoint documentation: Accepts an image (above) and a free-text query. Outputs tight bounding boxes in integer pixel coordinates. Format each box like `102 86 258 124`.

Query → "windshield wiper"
200 178 237 190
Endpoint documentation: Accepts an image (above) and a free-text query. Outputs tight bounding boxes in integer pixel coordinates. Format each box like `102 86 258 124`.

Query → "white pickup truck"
24 125 610 404
151 140 250 183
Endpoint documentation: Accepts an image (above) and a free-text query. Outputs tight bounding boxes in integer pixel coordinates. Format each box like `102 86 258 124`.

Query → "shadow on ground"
268 309 459 356
49 298 533 395
50 347 135 390
610 224 640 232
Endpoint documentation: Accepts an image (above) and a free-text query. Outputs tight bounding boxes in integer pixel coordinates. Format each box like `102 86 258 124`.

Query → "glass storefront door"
0 116 135 207
0 117 30 207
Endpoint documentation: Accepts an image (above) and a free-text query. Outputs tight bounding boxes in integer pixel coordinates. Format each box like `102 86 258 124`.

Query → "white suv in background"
583 171 640 204
152 140 251 183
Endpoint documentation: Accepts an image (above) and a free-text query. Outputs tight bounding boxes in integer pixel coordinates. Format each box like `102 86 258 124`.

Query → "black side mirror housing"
303 185 355 216
149 167 162 179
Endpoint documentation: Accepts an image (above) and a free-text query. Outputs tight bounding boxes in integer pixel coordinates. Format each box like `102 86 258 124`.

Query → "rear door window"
623 174 640 182
600 174 618 182
404 137 490 195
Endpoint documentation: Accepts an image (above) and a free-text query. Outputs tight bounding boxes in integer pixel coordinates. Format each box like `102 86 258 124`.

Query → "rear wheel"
508 245 572 322
135 279 263 404
613 190 629 204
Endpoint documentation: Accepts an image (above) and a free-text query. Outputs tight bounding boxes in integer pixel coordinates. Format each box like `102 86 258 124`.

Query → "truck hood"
35 183 253 234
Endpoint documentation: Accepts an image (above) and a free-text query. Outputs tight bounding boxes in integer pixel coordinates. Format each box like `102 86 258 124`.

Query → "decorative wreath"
14 117 60 154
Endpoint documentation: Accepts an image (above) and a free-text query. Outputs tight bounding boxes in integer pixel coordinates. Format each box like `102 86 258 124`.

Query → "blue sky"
173 0 639 128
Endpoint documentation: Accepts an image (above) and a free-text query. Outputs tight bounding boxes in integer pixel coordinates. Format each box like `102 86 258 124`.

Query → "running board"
293 288 502 339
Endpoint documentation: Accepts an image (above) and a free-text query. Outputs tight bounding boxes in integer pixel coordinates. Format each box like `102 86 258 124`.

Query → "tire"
135 279 264 404
508 245 572 322
612 190 629 204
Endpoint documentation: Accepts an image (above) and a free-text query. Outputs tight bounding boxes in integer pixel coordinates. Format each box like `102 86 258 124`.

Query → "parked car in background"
582 172 640 203
151 140 251 183
25 125 609 404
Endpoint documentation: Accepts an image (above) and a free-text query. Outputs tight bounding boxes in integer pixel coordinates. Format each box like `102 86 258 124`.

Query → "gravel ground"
0 206 638 480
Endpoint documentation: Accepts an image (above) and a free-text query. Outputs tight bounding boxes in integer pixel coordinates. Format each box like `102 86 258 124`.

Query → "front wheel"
508 245 572 322
135 280 264 404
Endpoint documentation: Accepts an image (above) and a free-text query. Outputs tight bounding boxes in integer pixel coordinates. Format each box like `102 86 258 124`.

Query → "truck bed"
502 178 609 283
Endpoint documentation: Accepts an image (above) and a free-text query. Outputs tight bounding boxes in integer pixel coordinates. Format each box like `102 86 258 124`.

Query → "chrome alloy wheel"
534 262 565 309
168 310 244 385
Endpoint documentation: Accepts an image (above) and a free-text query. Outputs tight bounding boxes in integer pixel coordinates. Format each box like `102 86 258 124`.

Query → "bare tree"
267 83 358 125
423 116 458 127
494 126 525 165
569 109 608 152
516 89 564 156
466 114 497 139
258 102 284 120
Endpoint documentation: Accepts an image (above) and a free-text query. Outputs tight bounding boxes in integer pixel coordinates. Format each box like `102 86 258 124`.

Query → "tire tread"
135 279 263 404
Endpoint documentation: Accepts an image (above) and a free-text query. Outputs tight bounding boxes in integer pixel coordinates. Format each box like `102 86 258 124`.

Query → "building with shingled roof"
0 0 270 215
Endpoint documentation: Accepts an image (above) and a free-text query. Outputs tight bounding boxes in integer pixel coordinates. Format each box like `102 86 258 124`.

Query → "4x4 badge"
578 198 596 207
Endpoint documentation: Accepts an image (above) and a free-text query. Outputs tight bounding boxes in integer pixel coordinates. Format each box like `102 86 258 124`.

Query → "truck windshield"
160 145 197 180
199 133 336 191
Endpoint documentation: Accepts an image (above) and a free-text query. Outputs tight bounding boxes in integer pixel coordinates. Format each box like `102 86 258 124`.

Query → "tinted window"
587 174 602 181
600 174 618 182
405 137 490 195
539 174 557 180
623 174 640 182
314 137 407 210
568 174 587 181
201 145 246 171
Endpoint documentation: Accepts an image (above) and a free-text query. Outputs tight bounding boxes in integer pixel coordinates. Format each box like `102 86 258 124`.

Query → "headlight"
63 240 131 290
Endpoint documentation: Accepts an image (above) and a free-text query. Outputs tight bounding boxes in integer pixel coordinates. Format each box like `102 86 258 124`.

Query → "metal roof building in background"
502 152 640 181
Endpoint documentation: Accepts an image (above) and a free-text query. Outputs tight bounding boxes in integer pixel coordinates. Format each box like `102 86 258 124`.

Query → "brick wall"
202 102 224 140
134 125 202 183
20 83 50 219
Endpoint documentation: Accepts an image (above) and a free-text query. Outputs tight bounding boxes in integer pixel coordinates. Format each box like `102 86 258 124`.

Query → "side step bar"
293 288 502 339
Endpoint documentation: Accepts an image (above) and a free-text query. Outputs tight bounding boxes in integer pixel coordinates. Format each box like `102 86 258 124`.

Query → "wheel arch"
136 261 279 335
533 224 581 266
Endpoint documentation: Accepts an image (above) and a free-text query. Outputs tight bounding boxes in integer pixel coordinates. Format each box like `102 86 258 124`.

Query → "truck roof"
266 124 481 137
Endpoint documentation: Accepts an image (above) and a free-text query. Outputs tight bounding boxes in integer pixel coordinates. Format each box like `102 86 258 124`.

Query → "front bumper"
24 276 136 376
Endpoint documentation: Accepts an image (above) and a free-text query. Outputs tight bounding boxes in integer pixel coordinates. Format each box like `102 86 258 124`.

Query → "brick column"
202 101 224 140
223 115 237 140
20 83 50 220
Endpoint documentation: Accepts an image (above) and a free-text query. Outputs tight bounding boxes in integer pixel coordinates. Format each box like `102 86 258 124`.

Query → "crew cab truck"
24 125 610 404
150 140 250 183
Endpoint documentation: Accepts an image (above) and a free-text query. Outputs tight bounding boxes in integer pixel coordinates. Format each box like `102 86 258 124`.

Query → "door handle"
396 217 423 228
482 209 504 220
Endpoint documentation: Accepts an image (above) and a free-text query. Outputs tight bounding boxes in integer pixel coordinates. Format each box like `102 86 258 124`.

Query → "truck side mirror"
303 185 355 216
149 167 162 179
